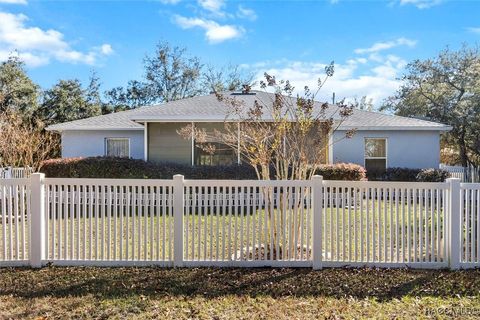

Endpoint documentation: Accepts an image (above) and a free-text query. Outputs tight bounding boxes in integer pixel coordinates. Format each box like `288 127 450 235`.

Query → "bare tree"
179 64 355 259
181 63 354 181
0 110 59 171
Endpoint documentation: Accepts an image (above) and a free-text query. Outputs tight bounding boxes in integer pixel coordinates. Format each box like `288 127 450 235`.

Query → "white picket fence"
0 167 33 179
0 174 479 269
441 164 480 183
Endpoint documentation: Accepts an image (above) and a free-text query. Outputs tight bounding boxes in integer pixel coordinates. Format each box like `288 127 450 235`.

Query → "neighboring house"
47 91 451 172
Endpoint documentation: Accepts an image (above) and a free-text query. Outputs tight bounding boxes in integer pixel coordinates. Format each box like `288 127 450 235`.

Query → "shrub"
416 168 450 182
375 167 420 182
367 167 449 182
40 157 257 180
314 163 367 181
40 157 367 181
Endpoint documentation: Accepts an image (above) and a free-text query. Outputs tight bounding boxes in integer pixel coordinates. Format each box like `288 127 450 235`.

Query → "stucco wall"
332 130 441 169
61 126 442 169
61 130 144 159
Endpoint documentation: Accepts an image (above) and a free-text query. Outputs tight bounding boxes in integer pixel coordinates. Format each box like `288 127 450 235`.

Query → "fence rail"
0 174 479 269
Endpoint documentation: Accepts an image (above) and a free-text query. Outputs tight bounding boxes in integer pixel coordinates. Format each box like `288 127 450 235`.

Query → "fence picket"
2 176 480 269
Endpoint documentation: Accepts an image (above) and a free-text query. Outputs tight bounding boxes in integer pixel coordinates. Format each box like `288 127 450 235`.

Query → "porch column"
144 122 148 161
191 122 195 166
328 131 333 164
237 122 241 165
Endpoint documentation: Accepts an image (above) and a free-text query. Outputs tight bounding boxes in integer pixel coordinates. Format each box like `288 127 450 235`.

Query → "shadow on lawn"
0 267 479 302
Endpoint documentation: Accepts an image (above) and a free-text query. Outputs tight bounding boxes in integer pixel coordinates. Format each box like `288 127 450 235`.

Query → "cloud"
354 37 417 54
0 0 27 4
170 1 253 44
0 11 112 67
399 0 443 9
99 43 114 55
245 54 407 106
467 27 480 34
198 0 225 14
237 5 257 21
173 15 244 43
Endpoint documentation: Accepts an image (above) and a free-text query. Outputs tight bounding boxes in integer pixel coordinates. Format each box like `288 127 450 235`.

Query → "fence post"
312 175 323 270
173 174 184 267
447 178 461 270
30 173 45 268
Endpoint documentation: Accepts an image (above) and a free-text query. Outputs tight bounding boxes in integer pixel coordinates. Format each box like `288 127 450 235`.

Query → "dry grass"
1 267 480 319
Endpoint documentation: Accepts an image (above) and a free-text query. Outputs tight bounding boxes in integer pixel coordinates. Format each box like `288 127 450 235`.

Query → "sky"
0 0 479 106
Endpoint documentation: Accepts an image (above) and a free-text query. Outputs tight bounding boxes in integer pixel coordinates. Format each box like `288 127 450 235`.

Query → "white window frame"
364 137 388 169
105 137 131 158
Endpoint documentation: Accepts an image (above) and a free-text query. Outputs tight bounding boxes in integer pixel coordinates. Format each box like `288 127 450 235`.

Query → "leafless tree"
179 64 355 259
0 110 59 171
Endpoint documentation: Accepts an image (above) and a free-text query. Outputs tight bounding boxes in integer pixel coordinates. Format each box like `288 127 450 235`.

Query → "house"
46 91 451 172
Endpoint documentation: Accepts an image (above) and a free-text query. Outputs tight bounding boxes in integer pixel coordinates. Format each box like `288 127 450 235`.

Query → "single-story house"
47 91 451 172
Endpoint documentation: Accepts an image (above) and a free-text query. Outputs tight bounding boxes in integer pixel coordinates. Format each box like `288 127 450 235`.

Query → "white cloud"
174 15 244 43
198 0 225 14
399 0 443 9
354 37 417 54
237 5 257 21
0 50 48 67
0 11 112 67
245 54 407 106
467 27 480 34
0 0 27 4
99 43 114 55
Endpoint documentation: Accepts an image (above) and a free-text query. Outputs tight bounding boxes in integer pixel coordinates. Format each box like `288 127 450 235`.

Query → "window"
364 138 387 174
195 142 237 166
105 138 130 158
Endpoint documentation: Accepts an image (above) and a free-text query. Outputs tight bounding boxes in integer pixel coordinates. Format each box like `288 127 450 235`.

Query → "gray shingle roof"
47 91 451 131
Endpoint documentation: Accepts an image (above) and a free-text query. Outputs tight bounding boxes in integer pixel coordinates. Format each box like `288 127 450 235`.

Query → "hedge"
367 167 450 182
40 157 256 180
314 163 367 181
40 157 367 181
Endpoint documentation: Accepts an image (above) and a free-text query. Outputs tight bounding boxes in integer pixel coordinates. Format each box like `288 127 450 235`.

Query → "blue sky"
0 0 479 105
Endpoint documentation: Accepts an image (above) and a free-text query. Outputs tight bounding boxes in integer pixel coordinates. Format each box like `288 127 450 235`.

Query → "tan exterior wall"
148 123 192 164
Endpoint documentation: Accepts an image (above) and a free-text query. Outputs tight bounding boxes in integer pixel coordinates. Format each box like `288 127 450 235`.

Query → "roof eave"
46 126 145 132
337 125 452 131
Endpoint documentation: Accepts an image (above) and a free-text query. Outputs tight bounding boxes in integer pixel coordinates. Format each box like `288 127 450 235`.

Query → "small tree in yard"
180 64 355 259
0 110 59 171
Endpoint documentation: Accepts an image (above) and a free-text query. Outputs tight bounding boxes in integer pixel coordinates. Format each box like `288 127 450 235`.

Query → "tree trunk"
459 132 469 167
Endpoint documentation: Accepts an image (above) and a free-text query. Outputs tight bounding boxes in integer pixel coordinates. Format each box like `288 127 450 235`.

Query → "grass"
1 198 448 263
1 267 480 319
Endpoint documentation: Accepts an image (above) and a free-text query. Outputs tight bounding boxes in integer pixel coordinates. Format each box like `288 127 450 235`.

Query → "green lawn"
1 199 447 263
0 267 479 319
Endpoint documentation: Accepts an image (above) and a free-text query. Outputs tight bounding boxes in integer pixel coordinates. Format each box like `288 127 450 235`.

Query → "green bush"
315 163 367 181
416 168 450 182
373 167 419 181
40 157 367 181
367 167 449 182
40 157 257 180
